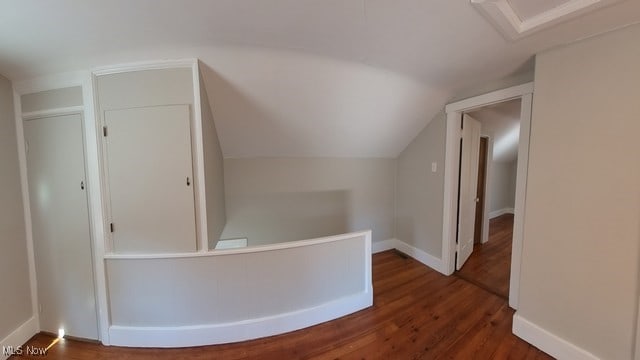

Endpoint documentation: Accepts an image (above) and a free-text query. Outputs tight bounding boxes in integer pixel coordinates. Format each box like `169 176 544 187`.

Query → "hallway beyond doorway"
456 214 514 299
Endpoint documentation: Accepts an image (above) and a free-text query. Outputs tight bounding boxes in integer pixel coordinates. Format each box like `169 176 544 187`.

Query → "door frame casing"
13 71 109 342
442 82 533 309
91 59 208 254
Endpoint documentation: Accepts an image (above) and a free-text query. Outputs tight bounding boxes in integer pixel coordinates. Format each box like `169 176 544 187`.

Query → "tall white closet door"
104 105 196 253
24 113 98 339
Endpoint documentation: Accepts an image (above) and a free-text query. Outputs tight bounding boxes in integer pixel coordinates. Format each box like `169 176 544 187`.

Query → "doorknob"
186 177 191 186
475 197 480 203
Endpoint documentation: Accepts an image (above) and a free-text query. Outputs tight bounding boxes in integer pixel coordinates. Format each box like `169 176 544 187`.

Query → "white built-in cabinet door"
104 105 197 253
24 113 99 340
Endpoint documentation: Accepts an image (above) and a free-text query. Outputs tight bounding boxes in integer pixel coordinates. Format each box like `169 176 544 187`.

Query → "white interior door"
104 105 196 253
456 114 482 270
24 113 98 339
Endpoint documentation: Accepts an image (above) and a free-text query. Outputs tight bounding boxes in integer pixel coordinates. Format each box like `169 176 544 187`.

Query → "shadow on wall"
199 63 310 157
220 190 351 247
196 46 450 158
201 64 350 247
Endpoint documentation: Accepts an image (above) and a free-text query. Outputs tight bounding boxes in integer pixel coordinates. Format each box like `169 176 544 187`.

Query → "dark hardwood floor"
14 247 551 359
457 214 514 299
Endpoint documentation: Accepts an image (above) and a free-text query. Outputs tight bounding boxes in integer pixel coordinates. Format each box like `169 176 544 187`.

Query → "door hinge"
103 126 108 137
110 223 114 233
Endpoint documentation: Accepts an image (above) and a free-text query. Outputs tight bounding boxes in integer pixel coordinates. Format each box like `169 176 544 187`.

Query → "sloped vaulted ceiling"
1 0 639 157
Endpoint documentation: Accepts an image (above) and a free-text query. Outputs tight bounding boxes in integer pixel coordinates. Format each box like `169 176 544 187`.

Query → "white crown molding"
471 0 625 40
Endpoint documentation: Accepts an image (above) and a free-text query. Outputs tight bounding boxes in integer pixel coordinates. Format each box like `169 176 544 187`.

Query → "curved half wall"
104 231 372 347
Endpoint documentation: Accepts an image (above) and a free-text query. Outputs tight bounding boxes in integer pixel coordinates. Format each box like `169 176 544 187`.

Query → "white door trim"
91 59 209 253
442 82 533 309
12 91 40 338
81 75 110 344
12 73 111 344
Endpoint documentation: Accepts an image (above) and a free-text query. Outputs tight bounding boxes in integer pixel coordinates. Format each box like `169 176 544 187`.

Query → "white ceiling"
1 1 639 158
468 98 521 162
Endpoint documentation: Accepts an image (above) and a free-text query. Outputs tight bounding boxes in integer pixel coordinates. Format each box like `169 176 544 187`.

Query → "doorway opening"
441 83 533 309
455 99 522 300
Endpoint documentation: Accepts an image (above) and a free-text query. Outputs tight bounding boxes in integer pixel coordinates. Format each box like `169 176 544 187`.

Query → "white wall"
198 48 449 159
21 86 82 113
517 24 640 360
96 68 193 110
0 75 32 340
395 112 446 258
488 159 516 215
449 69 535 104
220 158 395 246
105 231 372 347
199 72 226 249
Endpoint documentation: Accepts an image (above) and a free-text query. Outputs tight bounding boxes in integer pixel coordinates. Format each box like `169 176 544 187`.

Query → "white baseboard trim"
372 238 446 275
0 316 38 360
394 239 446 275
489 207 514 219
371 239 397 253
513 313 600 360
109 290 372 348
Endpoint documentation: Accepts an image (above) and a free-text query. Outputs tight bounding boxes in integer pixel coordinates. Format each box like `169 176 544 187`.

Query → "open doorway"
455 99 522 299
441 83 533 309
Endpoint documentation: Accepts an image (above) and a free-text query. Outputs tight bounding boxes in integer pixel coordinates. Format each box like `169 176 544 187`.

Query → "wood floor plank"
457 214 514 299
13 249 552 359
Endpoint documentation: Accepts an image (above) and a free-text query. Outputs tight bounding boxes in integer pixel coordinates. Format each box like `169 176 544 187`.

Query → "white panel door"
105 105 196 253
24 113 98 339
456 114 482 270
